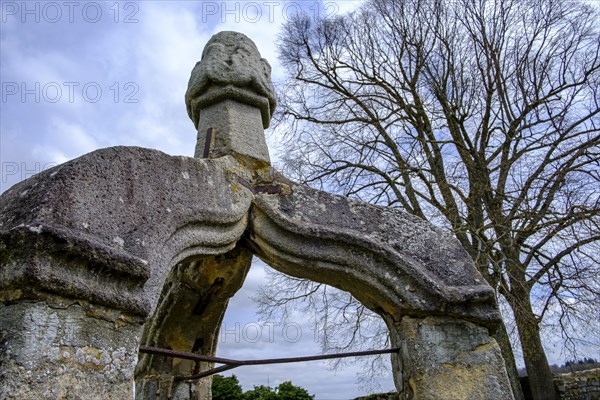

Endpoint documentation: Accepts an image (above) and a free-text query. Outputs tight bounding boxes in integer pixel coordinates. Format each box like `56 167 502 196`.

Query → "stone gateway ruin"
0 32 515 400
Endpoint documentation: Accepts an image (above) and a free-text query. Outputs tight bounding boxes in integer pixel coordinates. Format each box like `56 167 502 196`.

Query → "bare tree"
260 0 600 399
254 270 391 393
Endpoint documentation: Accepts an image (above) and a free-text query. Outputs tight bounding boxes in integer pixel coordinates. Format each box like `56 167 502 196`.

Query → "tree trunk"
513 294 557 400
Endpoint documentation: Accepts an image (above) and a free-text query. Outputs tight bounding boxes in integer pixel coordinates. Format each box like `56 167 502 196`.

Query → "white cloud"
0 34 75 85
134 5 209 103
31 117 99 164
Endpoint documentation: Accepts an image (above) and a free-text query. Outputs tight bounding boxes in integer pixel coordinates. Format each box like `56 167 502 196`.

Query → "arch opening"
221 260 397 397
136 255 399 399
135 245 252 400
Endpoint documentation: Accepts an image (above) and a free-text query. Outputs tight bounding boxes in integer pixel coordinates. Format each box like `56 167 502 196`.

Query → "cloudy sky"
0 1 400 398
4 1 595 398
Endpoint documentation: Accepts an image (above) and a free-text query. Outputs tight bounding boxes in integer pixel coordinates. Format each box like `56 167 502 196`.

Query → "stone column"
185 31 276 168
394 316 515 400
194 99 269 164
0 218 150 400
0 300 142 400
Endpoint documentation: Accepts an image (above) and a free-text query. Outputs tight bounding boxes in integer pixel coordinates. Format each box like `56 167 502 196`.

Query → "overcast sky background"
0 1 400 398
2 1 597 399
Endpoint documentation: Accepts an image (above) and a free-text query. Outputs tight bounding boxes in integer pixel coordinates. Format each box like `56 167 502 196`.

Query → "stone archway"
0 31 514 400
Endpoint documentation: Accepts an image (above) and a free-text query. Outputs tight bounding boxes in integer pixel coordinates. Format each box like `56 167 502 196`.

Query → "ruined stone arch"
0 32 514 400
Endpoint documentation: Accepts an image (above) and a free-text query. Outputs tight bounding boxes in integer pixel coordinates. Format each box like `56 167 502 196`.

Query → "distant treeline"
518 358 600 376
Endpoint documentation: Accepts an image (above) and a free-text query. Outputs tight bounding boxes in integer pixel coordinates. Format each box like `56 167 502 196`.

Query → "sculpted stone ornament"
185 31 276 128
185 31 276 165
0 31 516 400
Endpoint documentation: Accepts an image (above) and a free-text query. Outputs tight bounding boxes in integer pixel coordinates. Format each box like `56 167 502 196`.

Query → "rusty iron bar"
202 127 214 158
139 346 239 364
138 345 401 382
237 176 282 195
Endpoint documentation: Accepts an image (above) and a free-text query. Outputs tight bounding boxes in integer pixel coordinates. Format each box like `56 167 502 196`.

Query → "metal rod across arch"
138 345 401 382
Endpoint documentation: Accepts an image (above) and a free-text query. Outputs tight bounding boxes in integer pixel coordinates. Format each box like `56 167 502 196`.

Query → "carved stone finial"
185 31 276 129
185 31 276 165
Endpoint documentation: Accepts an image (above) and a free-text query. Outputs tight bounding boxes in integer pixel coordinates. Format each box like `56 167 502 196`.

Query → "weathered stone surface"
0 147 253 319
0 146 257 399
185 31 276 129
0 144 254 399
194 100 270 167
185 31 275 167
554 368 600 400
393 316 514 400
249 176 500 328
0 301 142 400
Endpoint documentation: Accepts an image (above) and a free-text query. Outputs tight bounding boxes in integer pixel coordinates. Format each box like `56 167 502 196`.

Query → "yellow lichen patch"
411 356 508 400
423 363 492 399
278 182 292 195
56 346 108 372
0 289 22 302
408 377 418 396
400 317 419 340
164 328 195 353
475 341 496 352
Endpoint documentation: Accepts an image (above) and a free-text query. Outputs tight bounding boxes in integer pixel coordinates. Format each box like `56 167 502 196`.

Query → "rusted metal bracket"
138 345 401 382
202 127 214 158
237 176 281 194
